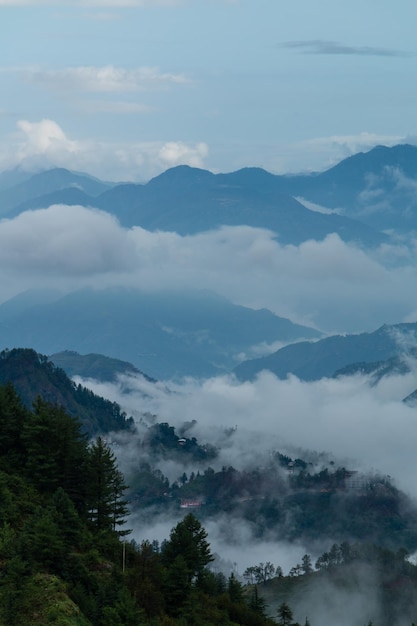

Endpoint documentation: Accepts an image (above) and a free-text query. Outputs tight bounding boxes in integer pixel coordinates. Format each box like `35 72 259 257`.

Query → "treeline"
0 382 277 625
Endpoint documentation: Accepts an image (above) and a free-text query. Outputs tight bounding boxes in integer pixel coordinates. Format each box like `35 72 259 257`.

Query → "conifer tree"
86 437 130 535
22 397 88 506
0 383 28 471
162 512 213 583
277 601 293 626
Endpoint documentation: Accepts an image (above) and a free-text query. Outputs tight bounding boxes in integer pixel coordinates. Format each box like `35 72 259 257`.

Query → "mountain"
334 348 417 381
92 165 387 246
0 164 387 247
0 347 134 434
234 322 417 381
6 186 95 218
49 350 156 383
0 287 320 380
2 144 417 241
0 167 113 216
0 166 33 191
277 143 417 233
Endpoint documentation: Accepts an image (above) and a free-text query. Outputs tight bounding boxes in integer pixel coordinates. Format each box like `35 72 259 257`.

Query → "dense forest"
0 382 279 625
1 379 417 624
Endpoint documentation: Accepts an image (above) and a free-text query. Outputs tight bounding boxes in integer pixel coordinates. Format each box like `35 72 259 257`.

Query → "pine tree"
86 437 130 535
22 397 88 506
277 601 293 626
0 383 28 471
162 512 213 583
249 585 267 617
228 572 244 603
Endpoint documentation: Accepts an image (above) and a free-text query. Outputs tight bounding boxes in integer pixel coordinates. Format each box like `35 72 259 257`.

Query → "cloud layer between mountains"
1 203 417 332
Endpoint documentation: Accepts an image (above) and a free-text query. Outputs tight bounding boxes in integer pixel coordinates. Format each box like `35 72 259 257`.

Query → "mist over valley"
1 144 417 622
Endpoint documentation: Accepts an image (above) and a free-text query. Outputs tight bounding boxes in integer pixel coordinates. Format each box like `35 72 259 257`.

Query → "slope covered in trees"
1 381 417 624
118 422 417 553
0 382 278 625
0 348 134 435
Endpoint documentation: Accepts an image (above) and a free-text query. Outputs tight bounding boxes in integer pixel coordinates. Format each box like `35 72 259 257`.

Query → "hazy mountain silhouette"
234 322 417 381
0 287 320 380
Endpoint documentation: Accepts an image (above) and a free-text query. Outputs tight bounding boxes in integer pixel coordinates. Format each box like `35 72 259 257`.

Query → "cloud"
281 40 411 58
157 141 208 168
27 65 190 93
15 119 80 162
0 205 136 275
80 365 417 619
79 361 417 502
0 118 411 182
1 201 417 332
0 119 209 180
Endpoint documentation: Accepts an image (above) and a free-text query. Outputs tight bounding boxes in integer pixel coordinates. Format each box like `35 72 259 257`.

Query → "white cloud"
158 141 208 168
0 205 136 275
0 119 209 180
1 199 417 333
28 65 190 93
15 119 80 161
79 364 417 501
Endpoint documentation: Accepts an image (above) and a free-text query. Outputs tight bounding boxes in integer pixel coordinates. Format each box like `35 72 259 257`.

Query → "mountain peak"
147 165 215 187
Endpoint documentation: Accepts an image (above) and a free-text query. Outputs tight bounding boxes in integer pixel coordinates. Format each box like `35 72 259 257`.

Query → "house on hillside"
180 498 204 509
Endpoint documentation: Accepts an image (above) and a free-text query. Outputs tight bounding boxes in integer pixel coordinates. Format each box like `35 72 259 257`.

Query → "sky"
1 0 417 181
3 5 417 611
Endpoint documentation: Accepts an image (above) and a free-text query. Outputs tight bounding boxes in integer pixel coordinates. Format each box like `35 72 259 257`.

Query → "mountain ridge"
5 144 417 244
0 347 134 434
234 322 417 381
0 287 321 380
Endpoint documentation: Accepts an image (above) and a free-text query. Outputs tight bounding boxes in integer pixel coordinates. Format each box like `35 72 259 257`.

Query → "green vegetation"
1 372 417 623
125 435 417 553
0 382 278 625
0 348 134 434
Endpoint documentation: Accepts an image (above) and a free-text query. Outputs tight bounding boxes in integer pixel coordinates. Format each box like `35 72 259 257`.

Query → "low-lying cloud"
74 361 417 592
1 203 417 332
80 364 417 501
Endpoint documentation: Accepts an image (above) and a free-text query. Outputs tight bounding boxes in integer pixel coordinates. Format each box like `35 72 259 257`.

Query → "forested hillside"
123 424 417 553
1 381 417 624
0 348 134 435
0 383 277 625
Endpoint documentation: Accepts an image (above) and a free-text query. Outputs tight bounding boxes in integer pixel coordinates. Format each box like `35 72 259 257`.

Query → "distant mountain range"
2 144 417 245
2 145 417 382
234 322 417 383
0 287 320 380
